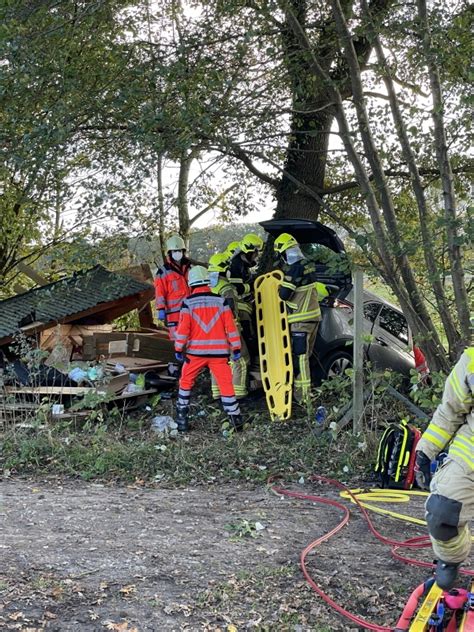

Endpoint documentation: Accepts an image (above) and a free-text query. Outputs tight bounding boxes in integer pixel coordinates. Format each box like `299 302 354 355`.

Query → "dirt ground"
0 477 461 632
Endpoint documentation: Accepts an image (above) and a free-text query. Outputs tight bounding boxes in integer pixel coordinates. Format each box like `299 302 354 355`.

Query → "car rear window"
379 307 409 344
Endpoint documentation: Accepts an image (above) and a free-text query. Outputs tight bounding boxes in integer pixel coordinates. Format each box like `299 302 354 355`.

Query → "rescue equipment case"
374 419 422 489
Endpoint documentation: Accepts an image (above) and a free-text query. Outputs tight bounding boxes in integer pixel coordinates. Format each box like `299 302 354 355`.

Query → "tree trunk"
156 154 166 261
274 0 333 221
177 149 196 247
365 3 460 360
274 109 333 220
417 0 471 350
330 0 448 370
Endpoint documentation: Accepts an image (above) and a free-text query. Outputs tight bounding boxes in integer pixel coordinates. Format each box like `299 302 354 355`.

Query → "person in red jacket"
174 266 243 433
154 234 191 341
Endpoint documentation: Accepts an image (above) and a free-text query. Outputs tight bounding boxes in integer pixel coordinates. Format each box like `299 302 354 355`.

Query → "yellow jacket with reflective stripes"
417 347 474 471
211 277 240 321
278 258 321 326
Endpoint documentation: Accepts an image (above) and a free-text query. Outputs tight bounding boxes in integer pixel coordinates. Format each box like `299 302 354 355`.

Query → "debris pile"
0 265 177 425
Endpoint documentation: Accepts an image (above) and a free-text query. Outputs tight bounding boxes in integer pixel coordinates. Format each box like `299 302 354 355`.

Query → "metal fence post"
353 269 364 433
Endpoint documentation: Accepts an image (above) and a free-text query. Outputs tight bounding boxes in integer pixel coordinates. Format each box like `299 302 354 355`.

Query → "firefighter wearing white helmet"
154 233 191 341
208 253 249 399
228 232 265 360
274 233 321 405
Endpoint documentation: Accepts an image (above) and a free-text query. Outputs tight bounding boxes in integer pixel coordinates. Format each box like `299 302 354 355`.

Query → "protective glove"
232 350 241 361
158 309 166 322
415 451 432 490
175 351 184 363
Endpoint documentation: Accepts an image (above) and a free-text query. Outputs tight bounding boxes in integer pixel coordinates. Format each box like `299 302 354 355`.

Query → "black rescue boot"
176 406 189 433
435 560 461 590
229 414 244 432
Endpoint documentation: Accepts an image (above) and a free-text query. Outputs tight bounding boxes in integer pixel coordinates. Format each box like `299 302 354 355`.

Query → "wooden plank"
5 386 95 395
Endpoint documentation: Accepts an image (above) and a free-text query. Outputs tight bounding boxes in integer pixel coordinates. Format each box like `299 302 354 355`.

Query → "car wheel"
323 350 353 379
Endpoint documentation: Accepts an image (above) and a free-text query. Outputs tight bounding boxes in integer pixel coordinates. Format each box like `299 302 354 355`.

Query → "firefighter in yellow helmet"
415 346 474 590
208 253 249 399
274 233 321 405
228 233 264 359
224 241 240 261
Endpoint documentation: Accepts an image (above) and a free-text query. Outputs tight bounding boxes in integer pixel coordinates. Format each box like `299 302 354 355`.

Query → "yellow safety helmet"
239 233 264 254
274 233 298 254
208 253 230 274
225 241 240 259
188 265 209 287
165 234 186 251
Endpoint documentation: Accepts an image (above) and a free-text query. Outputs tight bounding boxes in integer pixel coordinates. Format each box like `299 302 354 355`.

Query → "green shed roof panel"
0 266 152 340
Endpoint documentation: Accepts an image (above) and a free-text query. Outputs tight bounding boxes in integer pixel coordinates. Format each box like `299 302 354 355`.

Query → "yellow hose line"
340 488 428 526
340 489 474 542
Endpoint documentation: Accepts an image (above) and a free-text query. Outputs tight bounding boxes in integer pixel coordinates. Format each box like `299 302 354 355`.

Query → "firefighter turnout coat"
278 257 321 404
417 347 474 471
417 347 474 564
211 276 249 399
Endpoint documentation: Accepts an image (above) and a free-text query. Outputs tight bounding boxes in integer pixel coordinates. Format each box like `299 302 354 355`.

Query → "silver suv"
260 219 415 383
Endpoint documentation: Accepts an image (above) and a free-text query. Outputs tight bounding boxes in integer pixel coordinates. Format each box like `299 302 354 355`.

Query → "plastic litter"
315 406 327 426
68 367 87 384
151 416 179 436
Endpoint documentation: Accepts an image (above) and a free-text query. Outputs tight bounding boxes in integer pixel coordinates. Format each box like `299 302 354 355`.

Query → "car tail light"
322 296 353 310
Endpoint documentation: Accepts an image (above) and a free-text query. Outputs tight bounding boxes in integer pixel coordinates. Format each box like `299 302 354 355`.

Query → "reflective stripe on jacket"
211 277 239 320
278 258 321 324
417 347 474 470
175 285 241 357
154 257 191 320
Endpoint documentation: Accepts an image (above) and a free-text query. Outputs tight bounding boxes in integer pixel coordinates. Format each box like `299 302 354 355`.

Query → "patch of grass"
2 370 419 486
1 411 373 486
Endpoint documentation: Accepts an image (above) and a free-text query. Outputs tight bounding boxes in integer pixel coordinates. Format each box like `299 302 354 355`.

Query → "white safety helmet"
188 265 210 287
165 234 186 251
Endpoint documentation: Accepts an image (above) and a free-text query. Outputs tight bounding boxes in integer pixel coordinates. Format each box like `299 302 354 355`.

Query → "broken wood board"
81 332 174 362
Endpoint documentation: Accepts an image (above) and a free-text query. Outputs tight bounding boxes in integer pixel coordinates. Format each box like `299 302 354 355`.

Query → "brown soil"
0 478 459 631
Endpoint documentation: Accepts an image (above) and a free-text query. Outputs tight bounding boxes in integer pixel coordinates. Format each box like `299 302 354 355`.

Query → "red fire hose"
270 474 473 631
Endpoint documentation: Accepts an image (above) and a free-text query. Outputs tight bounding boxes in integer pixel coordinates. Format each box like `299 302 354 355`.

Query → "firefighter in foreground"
174 265 243 432
208 253 249 399
415 346 474 590
229 233 264 359
274 233 321 405
154 234 191 341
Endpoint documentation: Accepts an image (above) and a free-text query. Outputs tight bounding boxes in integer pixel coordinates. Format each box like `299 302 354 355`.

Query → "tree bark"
176 149 197 247
330 0 448 371
417 0 471 349
363 0 460 359
156 154 166 261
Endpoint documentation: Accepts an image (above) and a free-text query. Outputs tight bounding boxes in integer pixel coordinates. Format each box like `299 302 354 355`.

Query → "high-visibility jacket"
154 257 191 324
278 258 321 329
211 277 239 319
417 347 474 471
175 285 241 357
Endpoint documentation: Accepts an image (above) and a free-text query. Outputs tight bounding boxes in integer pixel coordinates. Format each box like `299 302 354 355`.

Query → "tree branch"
189 183 239 227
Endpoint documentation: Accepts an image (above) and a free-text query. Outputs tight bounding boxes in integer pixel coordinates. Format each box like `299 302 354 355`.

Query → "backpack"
374 419 422 489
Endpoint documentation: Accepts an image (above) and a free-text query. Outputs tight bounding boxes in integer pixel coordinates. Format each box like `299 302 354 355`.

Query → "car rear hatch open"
260 219 352 293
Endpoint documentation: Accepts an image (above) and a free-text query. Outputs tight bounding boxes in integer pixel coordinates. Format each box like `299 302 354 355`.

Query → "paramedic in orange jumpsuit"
174 266 243 433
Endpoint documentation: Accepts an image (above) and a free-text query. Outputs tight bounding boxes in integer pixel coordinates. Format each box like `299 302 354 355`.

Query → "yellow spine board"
459 581 474 631
254 271 293 421
409 582 444 631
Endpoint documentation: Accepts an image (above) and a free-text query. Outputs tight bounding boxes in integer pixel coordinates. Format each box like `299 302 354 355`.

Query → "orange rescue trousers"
178 356 240 416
